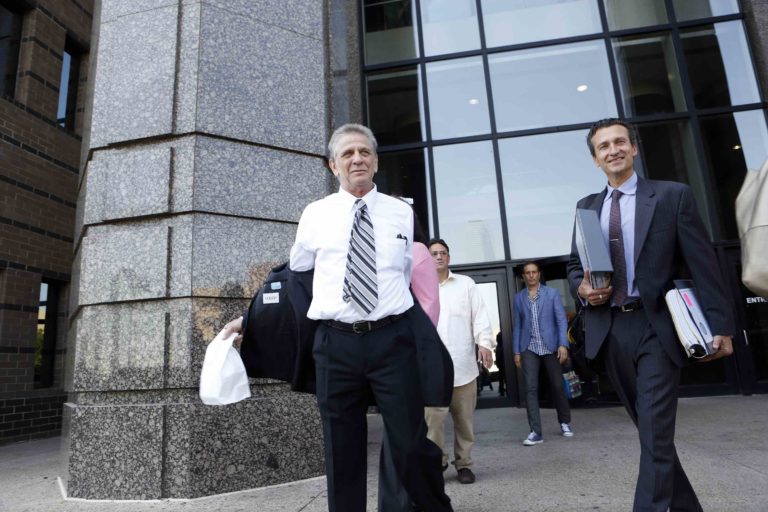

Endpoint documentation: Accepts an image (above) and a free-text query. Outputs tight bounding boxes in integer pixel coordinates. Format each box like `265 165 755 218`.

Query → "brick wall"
0 0 93 443
0 394 67 444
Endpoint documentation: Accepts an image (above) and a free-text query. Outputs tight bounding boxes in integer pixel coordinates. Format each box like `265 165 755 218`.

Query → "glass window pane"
375 149 433 237
635 120 714 237
0 4 22 98
604 0 668 30
498 131 606 259
433 141 505 264
363 0 419 65
366 66 425 145
489 41 617 132
481 0 601 48
673 0 739 21
421 0 480 56
426 56 490 140
699 110 768 241
613 32 687 116
681 22 760 109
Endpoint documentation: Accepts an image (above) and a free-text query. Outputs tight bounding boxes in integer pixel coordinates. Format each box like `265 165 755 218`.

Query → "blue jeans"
521 350 571 435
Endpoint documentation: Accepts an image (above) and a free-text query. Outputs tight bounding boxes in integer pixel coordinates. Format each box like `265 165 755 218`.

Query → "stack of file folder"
664 280 714 359
574 209 613 289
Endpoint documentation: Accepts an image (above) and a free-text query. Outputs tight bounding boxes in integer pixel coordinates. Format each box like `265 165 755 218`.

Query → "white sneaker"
523 432 543 446
561 423 574 437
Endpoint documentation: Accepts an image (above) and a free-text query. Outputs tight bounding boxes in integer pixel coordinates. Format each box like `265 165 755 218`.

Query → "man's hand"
222 316 244 345
699 335 733 363
514 354 522 369
557 346 569 365
478 346 493 369
578 270 613 307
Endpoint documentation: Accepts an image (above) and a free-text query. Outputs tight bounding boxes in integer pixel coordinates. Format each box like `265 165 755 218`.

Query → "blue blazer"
512 284 568 355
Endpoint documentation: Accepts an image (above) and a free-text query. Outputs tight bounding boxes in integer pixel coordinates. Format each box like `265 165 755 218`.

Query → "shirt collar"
604 172 638 202
337 184 379 212
440 270 457 286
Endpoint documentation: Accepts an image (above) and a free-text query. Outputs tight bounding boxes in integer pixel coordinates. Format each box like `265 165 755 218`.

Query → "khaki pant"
425 379 477 470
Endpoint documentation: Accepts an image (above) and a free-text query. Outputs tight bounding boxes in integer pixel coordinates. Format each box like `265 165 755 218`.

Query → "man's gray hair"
328 123 378 161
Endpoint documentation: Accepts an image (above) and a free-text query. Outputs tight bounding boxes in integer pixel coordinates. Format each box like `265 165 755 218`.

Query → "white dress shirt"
600 172 640 299
436 271 494 387
290 186 414 323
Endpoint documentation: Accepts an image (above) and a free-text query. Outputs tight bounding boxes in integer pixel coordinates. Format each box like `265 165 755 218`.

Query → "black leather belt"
612 299 643 313
323 313 404 334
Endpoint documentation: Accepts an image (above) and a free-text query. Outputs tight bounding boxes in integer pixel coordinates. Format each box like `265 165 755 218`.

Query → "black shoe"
457 468 475 484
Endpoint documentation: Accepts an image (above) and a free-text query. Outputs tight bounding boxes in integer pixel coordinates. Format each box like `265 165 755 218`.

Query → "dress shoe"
457 468 475 484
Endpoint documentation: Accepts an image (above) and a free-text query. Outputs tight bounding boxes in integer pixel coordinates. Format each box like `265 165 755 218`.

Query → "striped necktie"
609 189 628 306
343 199 378 315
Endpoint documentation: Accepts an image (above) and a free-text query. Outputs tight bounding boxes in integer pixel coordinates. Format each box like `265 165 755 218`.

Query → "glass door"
460 267 519 408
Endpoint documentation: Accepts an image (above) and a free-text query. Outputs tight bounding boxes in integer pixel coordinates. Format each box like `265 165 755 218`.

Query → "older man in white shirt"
290 124 452 512
426 238 494 485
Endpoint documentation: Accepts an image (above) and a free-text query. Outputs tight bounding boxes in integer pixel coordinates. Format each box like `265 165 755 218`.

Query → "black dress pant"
602 309 702 512
313 317 452 512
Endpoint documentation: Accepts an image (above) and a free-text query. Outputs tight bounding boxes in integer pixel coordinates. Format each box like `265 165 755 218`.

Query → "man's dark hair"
586 118 639 157
521 261 540 272
428 238 449 253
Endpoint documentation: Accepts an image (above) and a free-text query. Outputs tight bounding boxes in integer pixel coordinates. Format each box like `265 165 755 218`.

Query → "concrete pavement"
1 395 767 511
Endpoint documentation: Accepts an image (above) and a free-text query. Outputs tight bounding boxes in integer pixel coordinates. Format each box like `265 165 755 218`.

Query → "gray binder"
574 208 613 289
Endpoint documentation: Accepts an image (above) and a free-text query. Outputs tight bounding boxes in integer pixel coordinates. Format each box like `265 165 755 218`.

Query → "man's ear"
328 158 339 177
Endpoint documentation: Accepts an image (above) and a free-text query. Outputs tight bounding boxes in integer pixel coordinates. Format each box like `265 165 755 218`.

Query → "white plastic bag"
199 329 251 405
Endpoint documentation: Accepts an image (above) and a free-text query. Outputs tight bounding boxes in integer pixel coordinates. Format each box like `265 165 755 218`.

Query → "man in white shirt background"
289 124 452 512
426 238 494 485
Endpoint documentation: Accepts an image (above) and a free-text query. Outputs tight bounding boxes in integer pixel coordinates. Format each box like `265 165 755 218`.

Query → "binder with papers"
664 280 714 359
574 209 613 289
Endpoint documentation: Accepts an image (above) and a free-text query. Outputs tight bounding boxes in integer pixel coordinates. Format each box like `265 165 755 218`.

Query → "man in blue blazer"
567 118 734 511
513 261 573 446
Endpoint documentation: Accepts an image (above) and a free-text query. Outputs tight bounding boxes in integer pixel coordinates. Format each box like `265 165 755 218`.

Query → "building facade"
0 0 92 445
0 0 766 499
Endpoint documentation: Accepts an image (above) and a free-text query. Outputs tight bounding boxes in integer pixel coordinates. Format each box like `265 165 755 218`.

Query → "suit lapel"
634 178 657 265
588 189 607 215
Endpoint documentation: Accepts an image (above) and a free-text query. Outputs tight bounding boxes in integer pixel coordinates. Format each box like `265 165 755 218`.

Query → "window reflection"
699 110 768 240
420 0 480 56
636 121 713 237
489 41 616 132
604 0 668 30
432 141 505 264
613 32 686 116
498 131 606 259
426 57 490 140
375 149 433 235
673 0 739 21
363 0 419 65
367 66 424 145
681 22 760 109
481 0 601 48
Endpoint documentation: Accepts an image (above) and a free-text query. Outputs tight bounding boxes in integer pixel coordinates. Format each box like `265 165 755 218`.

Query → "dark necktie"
609 189 628 307
343 199 378 315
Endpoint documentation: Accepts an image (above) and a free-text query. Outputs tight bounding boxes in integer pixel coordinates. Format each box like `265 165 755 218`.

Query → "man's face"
523 264 541 287
329 133 378 194
430 243 450 272
590 124 638 182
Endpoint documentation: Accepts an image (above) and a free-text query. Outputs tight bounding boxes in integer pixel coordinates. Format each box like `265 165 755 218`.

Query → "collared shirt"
527 287 551 356
436 271 494 387
290 186 414 323
600 172 640 302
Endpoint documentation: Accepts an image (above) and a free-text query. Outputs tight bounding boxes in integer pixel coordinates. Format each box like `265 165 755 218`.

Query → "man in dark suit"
567 118 734 512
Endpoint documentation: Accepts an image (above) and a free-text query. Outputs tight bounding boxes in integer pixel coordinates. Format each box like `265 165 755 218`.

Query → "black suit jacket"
240 263 454 406
566 178 734 367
